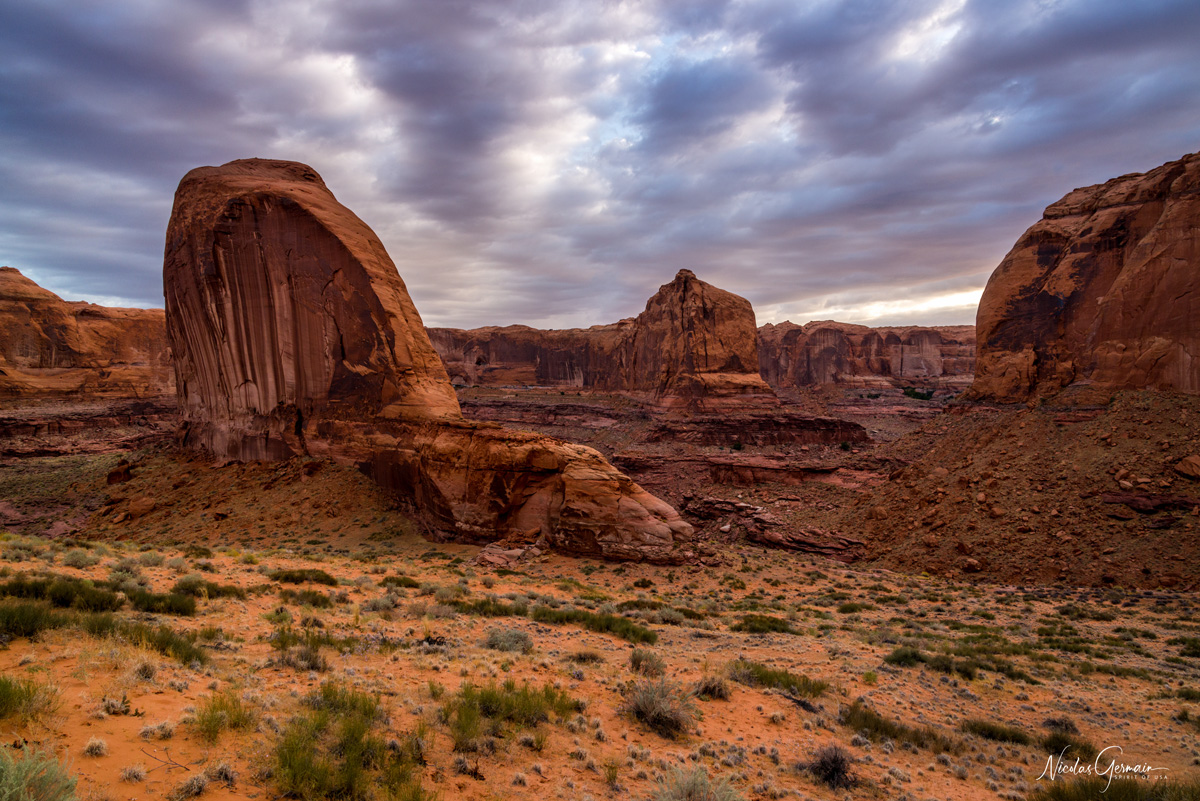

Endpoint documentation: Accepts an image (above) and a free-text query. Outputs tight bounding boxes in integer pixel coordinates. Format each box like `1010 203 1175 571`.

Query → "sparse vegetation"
728 658 828 698
840 699 957 753
620 678 697 739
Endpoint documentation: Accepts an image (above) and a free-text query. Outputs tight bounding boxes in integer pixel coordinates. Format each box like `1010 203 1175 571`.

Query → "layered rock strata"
756 321 975 388
0 267 172 397
430 270 778 411
969 152 1200 401
164 158 691 561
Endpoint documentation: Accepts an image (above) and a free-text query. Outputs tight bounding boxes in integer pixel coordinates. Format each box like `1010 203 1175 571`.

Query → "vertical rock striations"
164 159 691 561
969 152 1200 402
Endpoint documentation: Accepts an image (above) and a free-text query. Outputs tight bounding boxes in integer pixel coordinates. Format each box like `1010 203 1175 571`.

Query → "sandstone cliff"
430 270 777 410
164 158 692 561
0 267 172 398
969 151 1200 402
757 320 975 388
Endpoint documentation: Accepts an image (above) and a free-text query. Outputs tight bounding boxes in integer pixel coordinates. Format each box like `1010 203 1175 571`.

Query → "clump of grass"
279 588 334 608
126 589 197 616
83 737 108 756
0 574 124 613
61 550 100 569
380 574 420 589
960 718 1033 745
268 568 338 586
651 766 743 801
0 748 76 800
1027 776 1200 800
802 744 855 790
840 699 957 754
530 605 656 644
630 648 666 677
484 627 533 654
454 597 528 617
883 646 923 667
694 674 729 700
728 658 827 698
884 645 978 679
0 600 71 639
1039 729 1098 761
567 650 605 664
620 678 697 740
193 690 257 743
172 574 246 599
730 614 796 634
0 676 59 722
441 680 583 752
836 602 875 614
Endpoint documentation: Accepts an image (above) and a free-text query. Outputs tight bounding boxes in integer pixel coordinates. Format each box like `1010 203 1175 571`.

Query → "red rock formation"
0 267 172 397
429 270 777 410
969 152 1200 402
164 158 692 562
756 320 975 388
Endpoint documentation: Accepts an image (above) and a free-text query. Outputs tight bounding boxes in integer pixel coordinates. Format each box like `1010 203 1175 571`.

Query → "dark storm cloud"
0 0 1197 327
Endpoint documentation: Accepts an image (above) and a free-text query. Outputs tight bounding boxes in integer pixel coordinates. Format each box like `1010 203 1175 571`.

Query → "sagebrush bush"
652 767 743 801
0 748 76 801
484 627 533 654
693 674 729 700
620 678 697 740
803 745 855 789
629 648 666 677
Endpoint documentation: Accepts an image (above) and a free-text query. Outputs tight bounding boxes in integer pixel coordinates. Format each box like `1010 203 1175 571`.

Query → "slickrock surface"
0 267 172 397
430 270 778 411
970 151 1200 402
757 320 975 388
164 159 691 562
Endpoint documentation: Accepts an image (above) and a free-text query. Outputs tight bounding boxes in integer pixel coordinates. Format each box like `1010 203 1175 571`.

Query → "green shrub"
275 682 430 801
380 575 420 589
279 588 334 608
453 598 527 617
0 601 71 639
0 676 59 722
840 699 957 753
530 605 656 644
171 574 246 599
630 648 666 677
620 678 696 739
1027 776 1200 800
884 646 923 667
194 690 257 743
0 747 76 801
269 568 339 586
730 614 796 634
728 658 827 698
693 674 729 701
651 767 742 801
483 627 533 654
61 549 100 569
1040 730 1098 761
960 718 1033 745
126 590 196 616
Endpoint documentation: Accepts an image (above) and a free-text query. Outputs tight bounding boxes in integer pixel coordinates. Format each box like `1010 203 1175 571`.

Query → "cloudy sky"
2 0 1198 329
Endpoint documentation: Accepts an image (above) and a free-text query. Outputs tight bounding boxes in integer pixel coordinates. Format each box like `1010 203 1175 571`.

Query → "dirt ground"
1 388 1198 800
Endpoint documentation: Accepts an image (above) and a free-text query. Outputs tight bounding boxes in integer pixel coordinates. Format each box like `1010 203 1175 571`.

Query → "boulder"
163 159 692 562
969 152 1200 401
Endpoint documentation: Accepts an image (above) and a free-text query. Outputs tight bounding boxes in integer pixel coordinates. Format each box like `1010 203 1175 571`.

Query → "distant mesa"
0 266 172 398
163 158 693 562
969 151 1200 402
429 269 778 411
757 320 975 389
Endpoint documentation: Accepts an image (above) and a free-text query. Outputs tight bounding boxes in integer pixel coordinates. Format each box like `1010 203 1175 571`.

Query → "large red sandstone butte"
0 267 172 398
430 270 777 411
164 159 692 561
969 152 1200 402
756 320 975 388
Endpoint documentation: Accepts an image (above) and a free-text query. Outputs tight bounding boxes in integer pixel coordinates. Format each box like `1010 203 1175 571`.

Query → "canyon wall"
430 270 777 410
756 321 975 389
969 151 1200 402
164 158 692 561
0 267 172 398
